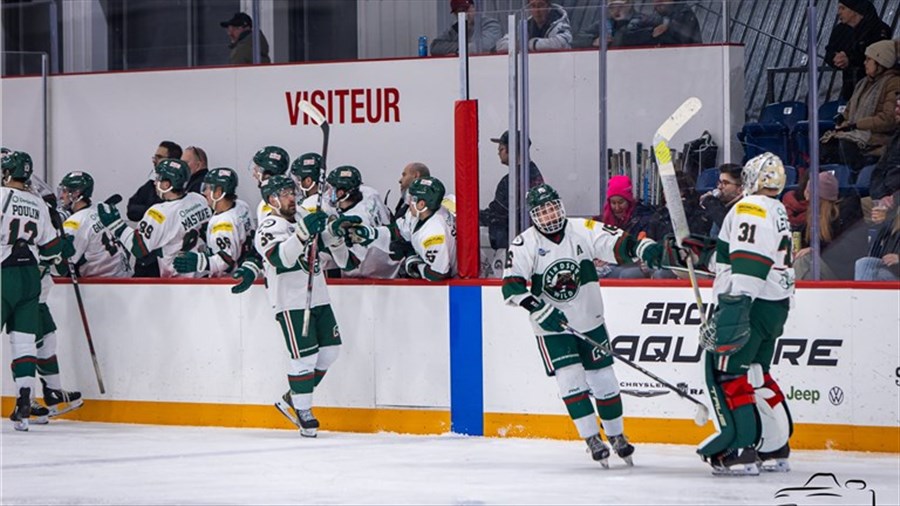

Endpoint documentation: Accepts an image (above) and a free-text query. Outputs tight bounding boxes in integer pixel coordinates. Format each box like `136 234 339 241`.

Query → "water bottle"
418 36 428 57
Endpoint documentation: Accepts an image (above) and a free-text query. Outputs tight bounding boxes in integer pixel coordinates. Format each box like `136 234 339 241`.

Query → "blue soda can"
418 36 428 57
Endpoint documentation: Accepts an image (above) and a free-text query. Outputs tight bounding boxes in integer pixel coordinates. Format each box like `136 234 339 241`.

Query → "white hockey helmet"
742 152 786 196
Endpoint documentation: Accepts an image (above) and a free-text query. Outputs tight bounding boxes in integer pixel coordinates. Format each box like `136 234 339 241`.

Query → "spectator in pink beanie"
595 175 656 278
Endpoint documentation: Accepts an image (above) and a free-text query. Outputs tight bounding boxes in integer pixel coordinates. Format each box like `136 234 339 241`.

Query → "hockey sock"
36 330 62 390
314 369 327 387
9 331 37 390
563 390 600 439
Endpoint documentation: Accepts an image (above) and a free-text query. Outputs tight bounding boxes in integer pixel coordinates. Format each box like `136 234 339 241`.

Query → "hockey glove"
709 293 752 355
174 251 208 274
636 238 663 269
400 254 426 279
230 260 260 294
330 215 362 237
347 224 378 247
302 211 328 237
97 203 126 237
662 233 717 272
527 298 568 333
60 235 76 260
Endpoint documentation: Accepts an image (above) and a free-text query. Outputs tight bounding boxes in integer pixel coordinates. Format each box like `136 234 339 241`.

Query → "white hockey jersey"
120 192 212 278
255 213 352 312
337 185 398 279
502 218 635 336
398 207 457 279
204 200 253 277
1 187 61 266
63 205 132 278
712 195 795 302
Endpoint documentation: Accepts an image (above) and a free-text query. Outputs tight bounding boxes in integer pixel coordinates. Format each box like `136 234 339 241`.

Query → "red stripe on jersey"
730 251 774 266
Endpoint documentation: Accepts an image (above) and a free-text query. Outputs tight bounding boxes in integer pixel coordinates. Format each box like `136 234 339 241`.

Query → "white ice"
1 420 898 505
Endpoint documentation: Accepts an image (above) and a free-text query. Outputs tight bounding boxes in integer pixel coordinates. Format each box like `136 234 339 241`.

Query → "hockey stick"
56 193 121 394
297 100 330 338
562 323 709 426
653 97 708 326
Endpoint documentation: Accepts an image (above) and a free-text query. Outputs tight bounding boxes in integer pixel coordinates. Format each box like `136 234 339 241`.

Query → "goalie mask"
742 153 786 196
527 184 566 234
252 146 290 182
155 158 190 197
202 167 238 206
2 151 33 184
58 171 94 211
407 176 446 217
291 152 323 193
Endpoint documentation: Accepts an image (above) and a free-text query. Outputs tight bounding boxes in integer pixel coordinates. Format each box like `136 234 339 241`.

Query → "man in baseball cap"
220 12 270 65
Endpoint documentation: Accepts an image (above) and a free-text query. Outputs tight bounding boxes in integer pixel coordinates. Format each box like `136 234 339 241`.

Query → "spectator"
647 170 707 279
868 92 900 206
855 191 900 281
431 0 502 56
607 0 655 48
127 140 181 277
700 162 744 238
794 171 864 280
394 162 431 221
480 130 544 253
636 0 703 47
595 174 655 278
496 0 572 53
824 0 891 101
782 171 810 230
182 145 209 194
220 12 270 65
821 39 900 173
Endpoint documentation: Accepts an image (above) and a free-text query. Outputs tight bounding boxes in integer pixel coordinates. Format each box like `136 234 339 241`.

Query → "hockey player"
255 175 359 437
348 176 457 280
58 171 132 277
291 152 326 213
695 152 795 476
1 151 66 431
173 168 253 277
229 146 290 294
97 159 212 278
502 183 664 467
324 165 398 278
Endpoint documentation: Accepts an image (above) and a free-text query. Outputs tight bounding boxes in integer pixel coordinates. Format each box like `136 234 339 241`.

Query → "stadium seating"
738 101 808 164
792 100 847 166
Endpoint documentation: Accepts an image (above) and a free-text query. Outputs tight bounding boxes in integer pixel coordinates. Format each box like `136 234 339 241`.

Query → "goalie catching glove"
662 233 716 273
699 293 752 355
521 296 568 333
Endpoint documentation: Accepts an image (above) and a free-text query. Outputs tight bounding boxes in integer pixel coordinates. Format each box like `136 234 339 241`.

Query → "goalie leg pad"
698 353 759 458
555 365 600 439
748 365 791 454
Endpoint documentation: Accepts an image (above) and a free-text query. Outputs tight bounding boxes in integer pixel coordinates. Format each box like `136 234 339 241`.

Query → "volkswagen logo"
828 386 844 406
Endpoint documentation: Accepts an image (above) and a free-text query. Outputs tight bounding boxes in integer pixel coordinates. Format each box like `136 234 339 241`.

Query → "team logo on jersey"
542 259 580 302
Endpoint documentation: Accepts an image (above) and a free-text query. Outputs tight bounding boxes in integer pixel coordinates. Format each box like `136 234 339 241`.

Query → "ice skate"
704 447 760 476
608 434 635 466
758 443 790 473
41 379 83 417
9 387 32 432
296 408 320 438
585 434 611 468
29 400 50 425
274 390 301 427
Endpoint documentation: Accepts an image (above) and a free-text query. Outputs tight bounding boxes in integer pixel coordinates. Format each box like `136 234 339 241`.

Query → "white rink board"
482 285 900 428
1 45 741 218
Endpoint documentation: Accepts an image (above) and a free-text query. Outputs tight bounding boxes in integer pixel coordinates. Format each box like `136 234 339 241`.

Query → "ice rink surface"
1 420 897 505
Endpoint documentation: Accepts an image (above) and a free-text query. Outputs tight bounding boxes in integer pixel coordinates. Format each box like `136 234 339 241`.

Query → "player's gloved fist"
60 235 76 260
330 215 362 237
636 238 663 269
710 293 752 355
347 224 377 247
97 203 126 236
230 261 260 294
174 251 208 274
302 211 328 236
528 300 568 333
400 254 425 279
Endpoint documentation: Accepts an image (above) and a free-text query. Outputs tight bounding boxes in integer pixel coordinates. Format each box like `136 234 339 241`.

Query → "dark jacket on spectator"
824 13 892 100
127 180 162 222
647 192 710 241
867 207 900 278
870 130 900 201
480 162 544 249
645 4 702 46
186 168 209 195
229 29 270 65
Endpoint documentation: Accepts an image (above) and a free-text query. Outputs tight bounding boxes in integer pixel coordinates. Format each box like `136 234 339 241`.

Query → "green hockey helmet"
253 146 290 177
408 176 446 212
155 158 190 192
527 184 566 234
2 151 34 182
259 174 296 204
203 167 239 197
59 171 95 200
291 152 323 181
326 165 362 191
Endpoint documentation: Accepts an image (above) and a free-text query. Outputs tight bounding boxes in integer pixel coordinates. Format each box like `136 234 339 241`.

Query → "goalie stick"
653 98 710 331
563 323 710 427
296 100 330 339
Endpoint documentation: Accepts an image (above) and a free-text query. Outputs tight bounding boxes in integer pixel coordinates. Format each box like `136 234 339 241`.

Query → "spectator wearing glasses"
127 140 182 277
699 163 743 238
182 146 210 194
